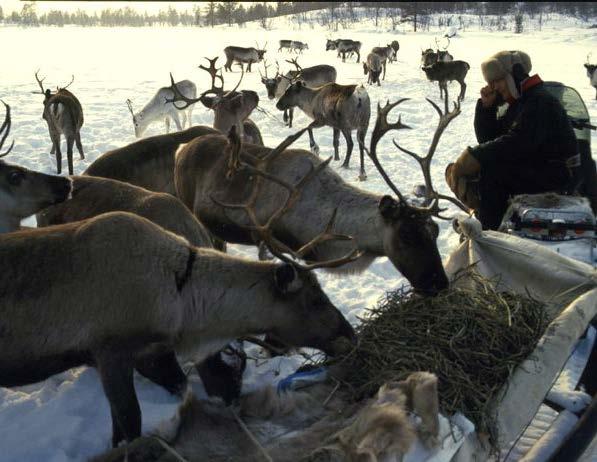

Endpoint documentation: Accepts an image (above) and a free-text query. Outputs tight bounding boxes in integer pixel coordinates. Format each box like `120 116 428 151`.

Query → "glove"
445 149 481 210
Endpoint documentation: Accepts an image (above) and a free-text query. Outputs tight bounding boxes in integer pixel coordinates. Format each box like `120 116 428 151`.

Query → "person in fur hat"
445 50 578 230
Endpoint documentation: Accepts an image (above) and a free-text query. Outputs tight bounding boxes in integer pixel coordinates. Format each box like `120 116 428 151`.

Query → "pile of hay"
325 270 549 447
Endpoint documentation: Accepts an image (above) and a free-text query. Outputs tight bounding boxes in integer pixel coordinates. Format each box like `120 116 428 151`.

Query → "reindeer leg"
340 128 354 169
165 117 170 134
333 128 340 161
308 127 320 156
357 128 367 181
460 81 467 102
75 132 84 160
383 61 387 80
66 136 75 176
173 113 183 132
52 133 62 175
135 347 187 396
289 108 294 129
355 50 360 64
94 345 140 447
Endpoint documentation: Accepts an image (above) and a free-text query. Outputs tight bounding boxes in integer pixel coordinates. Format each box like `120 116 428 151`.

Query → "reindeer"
223 42 267 72
84 126 219 196
421 60 470 102
260 59 337 128
371 45 395 80
389 40 400 63
585 54 597 99
279 39 293 52
0 208 357 447
174 111 451 296
326 39 361 63
125 80 196 138
363 52 383 86
421 38 454 68
167 57 263 145
33 71 84 175
291 40 309 53
0 102 71 233
276 81 370 180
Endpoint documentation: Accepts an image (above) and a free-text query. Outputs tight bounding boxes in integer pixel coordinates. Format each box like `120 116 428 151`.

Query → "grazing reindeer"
175 118 450 295
389 40 400 63
585 54 597 99
326 39 361 63
279 39 293 52
371 45 395 80
125 80 196 138
84 126 219 195
168 57 263 145
223 42 267 72
260 59 337 128
363 52 383 86
35 175 250 403
0 102 71 233
421 60 470 101
276 81 371 180
34 71 84 175
291 40 309 53
0 210 357 447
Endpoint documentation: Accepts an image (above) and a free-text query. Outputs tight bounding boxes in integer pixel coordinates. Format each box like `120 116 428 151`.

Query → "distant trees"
0 2 594 28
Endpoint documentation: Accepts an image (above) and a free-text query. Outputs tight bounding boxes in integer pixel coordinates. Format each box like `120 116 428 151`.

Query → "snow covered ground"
1 9 596 462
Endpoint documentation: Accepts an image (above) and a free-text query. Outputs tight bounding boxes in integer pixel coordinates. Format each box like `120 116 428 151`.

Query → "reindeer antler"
33 69 47 95
198 56 224 94
259 60 271 80
392 92 469 216
60 75 75 91
125 99 135 118
0 101 15 158
365 99 412 203
212 125 363 271
165 72 222 110
286 58 302 72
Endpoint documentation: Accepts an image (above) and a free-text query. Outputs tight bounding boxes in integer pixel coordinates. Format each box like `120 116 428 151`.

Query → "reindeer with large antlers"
34 70 84 175
260 58 337 128
0 101 72 233
125 79 196 138
168 57 263 145
174 115 450 295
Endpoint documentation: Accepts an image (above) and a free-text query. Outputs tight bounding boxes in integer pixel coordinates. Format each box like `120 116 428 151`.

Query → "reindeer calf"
422 60 470 101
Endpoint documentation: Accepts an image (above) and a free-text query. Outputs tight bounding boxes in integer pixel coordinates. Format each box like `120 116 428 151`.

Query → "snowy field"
1 9 596 461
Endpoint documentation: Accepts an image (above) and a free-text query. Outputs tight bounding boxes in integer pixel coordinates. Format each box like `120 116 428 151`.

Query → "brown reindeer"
0 101 72 233
363 52 383 86
34 70 84 175
276 80 371 180
0 209 357 447
168 57 263 145
84 125 219 196
371 45 395 80
175 116 450 296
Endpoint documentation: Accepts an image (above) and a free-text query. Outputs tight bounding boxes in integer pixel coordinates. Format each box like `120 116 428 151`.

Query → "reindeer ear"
379 195 404 220
274 264 303 294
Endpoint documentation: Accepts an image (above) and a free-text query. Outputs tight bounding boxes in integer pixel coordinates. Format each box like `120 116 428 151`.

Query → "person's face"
489 78 512 101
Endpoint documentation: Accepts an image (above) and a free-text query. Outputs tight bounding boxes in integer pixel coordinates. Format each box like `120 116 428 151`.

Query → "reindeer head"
267 263 356 355
276 80 306 110
421 49 437 68
202 90 259 124
0 102 72 225
260 60 283 100
125 99 145 138
326 39 338 51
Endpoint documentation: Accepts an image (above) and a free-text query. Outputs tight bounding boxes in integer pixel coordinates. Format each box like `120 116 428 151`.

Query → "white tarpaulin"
445 216 597 461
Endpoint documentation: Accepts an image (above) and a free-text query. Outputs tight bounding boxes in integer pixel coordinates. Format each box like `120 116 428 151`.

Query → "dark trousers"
477 162 571 230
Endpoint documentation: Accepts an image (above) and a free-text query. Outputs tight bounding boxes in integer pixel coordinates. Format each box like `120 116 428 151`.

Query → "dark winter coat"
469 81 577 173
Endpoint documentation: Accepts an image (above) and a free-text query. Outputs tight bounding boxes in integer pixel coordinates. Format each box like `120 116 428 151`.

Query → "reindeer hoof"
311 145 320 156
341 162 349 169
358 173 367 181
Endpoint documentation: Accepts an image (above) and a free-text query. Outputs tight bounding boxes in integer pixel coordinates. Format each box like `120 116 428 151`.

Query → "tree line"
1 2 595 28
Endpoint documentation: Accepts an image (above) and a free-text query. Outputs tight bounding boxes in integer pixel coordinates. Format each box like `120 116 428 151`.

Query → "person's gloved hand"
445 149 481 210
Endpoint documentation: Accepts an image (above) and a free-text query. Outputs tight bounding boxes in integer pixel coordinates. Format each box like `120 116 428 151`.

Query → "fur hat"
481 50 532 98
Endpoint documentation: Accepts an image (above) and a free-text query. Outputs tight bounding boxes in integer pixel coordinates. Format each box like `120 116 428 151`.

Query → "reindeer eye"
8 171 24 186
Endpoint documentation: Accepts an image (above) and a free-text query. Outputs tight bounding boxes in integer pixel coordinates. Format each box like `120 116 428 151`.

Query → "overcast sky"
1 1 210 15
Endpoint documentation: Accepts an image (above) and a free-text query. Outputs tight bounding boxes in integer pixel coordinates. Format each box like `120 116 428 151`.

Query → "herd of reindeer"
0 36 477 449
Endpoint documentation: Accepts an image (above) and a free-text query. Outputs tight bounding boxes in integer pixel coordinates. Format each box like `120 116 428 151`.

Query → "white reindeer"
126 80 196 138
